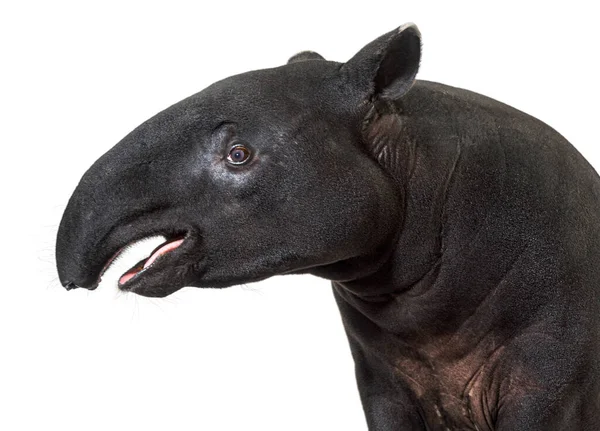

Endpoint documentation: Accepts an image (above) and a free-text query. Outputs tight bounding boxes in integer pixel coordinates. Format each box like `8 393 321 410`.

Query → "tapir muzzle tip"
61 280 98 291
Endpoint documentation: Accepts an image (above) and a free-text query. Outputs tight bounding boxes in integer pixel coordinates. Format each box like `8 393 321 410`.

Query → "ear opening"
342 23 421 102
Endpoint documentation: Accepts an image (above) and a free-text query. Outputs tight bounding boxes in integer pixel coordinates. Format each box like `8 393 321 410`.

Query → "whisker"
240 283 264 296
45 276 62 290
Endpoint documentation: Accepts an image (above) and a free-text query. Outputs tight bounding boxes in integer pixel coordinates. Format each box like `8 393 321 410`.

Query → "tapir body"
56 24 600 429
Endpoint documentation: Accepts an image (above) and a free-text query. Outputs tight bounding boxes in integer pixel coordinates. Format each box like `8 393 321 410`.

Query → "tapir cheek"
217 200 243 218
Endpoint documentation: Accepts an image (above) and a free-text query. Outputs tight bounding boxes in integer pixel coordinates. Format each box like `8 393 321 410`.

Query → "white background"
1 1 598 430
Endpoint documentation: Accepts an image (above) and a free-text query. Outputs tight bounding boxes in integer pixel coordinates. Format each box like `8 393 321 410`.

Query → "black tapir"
56 23 600 430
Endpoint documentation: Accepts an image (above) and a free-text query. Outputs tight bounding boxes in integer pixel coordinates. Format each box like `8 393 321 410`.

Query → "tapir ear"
287 51 325 64
342 23 421 102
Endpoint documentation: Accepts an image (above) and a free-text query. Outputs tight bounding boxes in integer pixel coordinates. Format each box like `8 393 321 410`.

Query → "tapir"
56 23 600 430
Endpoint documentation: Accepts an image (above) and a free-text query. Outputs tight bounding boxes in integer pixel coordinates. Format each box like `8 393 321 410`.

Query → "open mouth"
96 235 188 290
117 237 185 287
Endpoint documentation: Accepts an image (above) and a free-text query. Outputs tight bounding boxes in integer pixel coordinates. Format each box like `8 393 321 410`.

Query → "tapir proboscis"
56 23 600 430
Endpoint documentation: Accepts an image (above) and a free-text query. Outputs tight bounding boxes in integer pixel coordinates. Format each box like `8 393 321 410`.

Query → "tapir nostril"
63 281 78 291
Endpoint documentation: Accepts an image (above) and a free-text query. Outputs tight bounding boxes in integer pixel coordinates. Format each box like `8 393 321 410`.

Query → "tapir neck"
330 80 558 427
334 79 545 351
345 80 482 297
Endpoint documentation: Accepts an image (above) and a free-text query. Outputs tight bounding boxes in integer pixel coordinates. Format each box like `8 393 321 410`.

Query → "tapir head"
56 24 421 297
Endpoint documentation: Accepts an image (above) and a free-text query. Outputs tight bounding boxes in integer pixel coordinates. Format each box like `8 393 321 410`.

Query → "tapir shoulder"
404 79 595 179
408 79 558 135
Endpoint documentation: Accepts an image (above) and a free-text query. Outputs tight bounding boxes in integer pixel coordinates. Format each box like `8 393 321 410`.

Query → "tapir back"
403 80 600 275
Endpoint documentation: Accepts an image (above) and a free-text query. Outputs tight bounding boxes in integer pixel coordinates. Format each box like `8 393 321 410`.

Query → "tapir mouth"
84 229 199 297
114 236 186 288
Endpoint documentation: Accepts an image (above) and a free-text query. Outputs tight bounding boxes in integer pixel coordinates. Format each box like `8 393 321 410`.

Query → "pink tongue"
143 239 184 269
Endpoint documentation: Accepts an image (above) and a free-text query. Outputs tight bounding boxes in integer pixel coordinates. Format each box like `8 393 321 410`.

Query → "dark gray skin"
56 24 600 429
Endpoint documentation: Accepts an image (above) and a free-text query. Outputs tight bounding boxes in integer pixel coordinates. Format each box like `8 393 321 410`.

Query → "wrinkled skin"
56 24 600 430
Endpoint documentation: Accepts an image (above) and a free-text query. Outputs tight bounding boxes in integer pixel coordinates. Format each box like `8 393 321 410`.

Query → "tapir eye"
227 144 251 165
